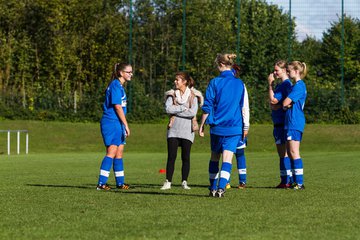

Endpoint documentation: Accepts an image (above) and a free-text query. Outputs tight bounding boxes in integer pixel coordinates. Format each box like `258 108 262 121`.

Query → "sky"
265 0 360 41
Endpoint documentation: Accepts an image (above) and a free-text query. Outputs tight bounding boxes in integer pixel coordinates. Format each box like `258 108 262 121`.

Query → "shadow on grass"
130 183 210 189
115 191 208 198
27 184 92 189
26 183 209 198
244 186 279 189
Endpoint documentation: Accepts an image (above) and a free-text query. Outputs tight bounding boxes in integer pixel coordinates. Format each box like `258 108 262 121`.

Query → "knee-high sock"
284 156 292 183
113 158 124 186
236 149 246 184
98 156 113 185
209 161 219 190
279 157 289 184
218 162 232 190
293 158 304 185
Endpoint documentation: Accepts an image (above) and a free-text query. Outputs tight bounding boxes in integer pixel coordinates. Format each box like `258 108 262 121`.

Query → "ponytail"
111 62 130 81
288 61 307 79
300 62 307 79
105 62 131 92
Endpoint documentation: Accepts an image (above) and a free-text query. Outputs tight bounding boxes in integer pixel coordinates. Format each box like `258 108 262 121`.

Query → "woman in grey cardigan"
161 72 203 190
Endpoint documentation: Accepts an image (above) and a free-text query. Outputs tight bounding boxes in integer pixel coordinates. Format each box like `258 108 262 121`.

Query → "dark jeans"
166 138 192 182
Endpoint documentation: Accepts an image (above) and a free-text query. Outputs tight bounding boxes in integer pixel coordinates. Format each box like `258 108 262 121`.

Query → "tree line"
0 0 359 123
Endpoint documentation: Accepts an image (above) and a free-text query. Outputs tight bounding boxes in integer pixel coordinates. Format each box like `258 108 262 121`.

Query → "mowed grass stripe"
0 120 359 153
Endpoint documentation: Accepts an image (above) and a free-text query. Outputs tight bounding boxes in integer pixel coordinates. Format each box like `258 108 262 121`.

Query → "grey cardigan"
165 92 199 143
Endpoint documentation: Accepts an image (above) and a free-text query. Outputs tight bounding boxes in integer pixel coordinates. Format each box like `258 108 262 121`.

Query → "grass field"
0 121 359 239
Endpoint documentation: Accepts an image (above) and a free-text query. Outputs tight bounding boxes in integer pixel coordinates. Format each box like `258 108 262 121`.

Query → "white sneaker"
181 180 191 190
160 180 171 190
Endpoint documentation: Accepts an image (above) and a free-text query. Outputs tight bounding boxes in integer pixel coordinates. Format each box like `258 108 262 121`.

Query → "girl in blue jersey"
268 60 293 188
96 63 132 190
226 64 250 190
199 53 249 198
283 61 307 190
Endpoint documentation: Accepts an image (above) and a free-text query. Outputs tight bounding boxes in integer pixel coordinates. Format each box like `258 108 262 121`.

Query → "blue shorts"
100 118 126 146
236 136 247 149
286 129 302 142
211 134 241 153
273 127 287 145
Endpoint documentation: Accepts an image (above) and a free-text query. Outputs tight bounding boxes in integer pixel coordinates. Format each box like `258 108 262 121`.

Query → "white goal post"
0 130 29 155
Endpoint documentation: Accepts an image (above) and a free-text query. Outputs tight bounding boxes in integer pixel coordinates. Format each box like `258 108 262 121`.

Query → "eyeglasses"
123 71 133 74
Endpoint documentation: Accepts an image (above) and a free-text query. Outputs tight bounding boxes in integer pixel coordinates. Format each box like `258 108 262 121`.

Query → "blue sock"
284 156 292 184
209 161 219 190
279 157 287 184
98 156 113 185
218 162 232 190
236 149 246 184
293 158 304 185
113 158 125 186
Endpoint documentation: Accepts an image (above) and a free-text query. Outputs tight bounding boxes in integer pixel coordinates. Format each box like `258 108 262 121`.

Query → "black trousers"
166 137 192 182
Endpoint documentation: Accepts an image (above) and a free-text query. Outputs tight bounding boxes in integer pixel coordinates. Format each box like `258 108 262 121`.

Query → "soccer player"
283 61 307 190
199 53 249 198
96 63 132 190
226 64 250 190
160 72 203 190
268 60 293 188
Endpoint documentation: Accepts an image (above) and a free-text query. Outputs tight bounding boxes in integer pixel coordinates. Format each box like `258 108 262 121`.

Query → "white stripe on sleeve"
242 85 250 131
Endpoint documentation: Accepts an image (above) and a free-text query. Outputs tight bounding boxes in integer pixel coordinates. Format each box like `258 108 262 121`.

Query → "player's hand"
268 73 275 85
243 130 248 139
125 126 130 137
199 124 205 137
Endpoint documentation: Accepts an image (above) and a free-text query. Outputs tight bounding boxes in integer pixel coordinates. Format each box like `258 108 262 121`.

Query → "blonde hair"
275 60 288 69
288 61 307 79
214 53 237 67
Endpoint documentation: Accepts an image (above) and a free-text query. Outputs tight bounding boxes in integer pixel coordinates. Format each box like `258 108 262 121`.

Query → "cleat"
276 183 291 189
116 183 130 190
160 180 171 190
216 189 225 198
96 184 111 191
209 189 217 197
225 183 231 189
181 180 191 190
292 183 305 190
237 182 246 189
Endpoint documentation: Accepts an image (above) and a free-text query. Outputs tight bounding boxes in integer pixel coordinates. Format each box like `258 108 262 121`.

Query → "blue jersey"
102 79 127 120
272 79 292 125
202 70 245 136
285 80 307 132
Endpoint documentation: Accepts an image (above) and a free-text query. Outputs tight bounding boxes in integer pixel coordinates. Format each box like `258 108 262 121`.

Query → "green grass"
0 121 359 239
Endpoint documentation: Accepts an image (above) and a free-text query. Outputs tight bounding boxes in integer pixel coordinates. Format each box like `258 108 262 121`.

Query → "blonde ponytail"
289 61 308 79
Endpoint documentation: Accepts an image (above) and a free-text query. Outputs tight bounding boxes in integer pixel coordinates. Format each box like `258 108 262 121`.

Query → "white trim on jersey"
242 86 250 131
